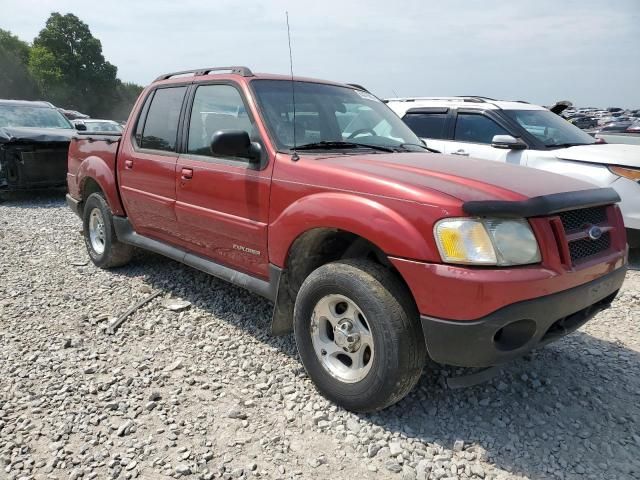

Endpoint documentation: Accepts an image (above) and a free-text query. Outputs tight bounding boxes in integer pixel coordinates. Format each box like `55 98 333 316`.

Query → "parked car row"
561 106 640 133
63 66 629 412
594 118 640 135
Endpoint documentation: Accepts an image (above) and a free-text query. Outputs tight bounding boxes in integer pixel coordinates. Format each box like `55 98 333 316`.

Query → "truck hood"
553 143 640 168
0 126 74 145
299 152 598 204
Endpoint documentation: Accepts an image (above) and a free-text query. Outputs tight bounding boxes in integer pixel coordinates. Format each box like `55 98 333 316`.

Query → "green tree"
29 12 118 116
0 29 31 64
109 81 144 122
0 28 41 99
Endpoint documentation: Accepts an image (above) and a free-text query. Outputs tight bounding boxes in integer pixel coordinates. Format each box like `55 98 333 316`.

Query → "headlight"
434 218 541 266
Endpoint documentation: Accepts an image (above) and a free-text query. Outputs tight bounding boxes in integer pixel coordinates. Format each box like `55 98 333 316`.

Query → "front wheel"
627 228 640 250
294 259 426 412
82 192 133 268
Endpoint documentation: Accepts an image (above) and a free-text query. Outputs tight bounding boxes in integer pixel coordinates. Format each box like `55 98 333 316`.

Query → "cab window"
139 86 187 152
402 112 448 139
454 113 508 144
187 84 254 158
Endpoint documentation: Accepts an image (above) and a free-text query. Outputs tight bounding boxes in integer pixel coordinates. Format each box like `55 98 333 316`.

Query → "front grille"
568 232 611 263
557 206 611 265
559 206 607 233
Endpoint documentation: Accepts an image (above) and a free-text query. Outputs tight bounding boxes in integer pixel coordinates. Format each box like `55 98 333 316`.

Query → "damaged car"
0 100 75 191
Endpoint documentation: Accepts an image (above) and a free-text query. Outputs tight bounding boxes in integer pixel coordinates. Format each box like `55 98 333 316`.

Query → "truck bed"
67 132 122 201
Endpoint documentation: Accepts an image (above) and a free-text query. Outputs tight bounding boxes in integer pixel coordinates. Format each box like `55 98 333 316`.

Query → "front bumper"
0 144 68 190
420 266 626 367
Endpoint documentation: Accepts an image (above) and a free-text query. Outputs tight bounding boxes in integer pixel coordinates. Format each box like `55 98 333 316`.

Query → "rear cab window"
135 86 187 152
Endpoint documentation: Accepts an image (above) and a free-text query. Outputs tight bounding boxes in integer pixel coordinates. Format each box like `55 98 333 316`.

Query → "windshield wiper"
294 141 395 153
545 142 593 148
398 143 441 153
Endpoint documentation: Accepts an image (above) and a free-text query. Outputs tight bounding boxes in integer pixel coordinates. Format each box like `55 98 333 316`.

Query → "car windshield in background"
84 121 123 133
0 105 73 129
503 109 595 148
251 80 423 151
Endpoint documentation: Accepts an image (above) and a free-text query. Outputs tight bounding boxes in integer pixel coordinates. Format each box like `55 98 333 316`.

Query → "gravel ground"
1 191 639 480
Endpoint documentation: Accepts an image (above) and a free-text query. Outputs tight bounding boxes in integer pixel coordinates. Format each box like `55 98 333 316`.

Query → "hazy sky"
3 0 639 107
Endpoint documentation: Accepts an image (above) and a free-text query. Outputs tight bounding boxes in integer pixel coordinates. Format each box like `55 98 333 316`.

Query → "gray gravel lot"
1 191 639 480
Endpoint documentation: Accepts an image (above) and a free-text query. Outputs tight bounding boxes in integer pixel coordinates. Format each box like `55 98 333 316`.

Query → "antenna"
286 11 299 161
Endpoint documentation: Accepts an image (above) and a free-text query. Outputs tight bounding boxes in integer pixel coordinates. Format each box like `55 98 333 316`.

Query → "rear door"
117 86 188 240
175 82 271 279
400 107 452 152
442 110 527 165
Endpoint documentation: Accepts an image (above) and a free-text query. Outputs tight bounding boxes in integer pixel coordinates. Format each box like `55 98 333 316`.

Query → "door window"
402 113 448 139
187 84 254 158
139 86 187 152
454 113 508 144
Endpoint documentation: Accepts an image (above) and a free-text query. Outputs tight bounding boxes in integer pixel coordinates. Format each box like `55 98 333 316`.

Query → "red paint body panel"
117 148 178 238
392 244 626 321
67 136 125 216
175 156 273 278
67 70 628 325
390 205 627 320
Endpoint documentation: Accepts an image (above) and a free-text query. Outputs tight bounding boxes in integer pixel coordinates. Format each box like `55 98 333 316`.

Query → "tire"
294 259 426 412
627 228 640 250
82 192 133 268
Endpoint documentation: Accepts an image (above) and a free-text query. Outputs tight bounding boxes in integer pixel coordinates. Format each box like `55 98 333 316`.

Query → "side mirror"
491 134 526 150
74 122 87 131
210 130 261 163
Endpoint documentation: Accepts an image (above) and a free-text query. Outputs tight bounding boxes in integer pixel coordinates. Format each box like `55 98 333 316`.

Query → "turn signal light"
609 166 640 182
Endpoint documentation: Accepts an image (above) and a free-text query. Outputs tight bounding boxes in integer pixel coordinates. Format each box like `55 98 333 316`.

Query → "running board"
112 216 280 301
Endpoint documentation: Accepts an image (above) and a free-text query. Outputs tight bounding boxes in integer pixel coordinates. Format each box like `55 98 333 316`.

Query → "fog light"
493 319 536 351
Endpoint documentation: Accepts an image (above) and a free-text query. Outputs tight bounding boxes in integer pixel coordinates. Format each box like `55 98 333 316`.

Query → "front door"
118 86 187 240
175 83 271 279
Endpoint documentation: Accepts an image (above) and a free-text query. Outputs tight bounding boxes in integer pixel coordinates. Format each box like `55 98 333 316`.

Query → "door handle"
181 168 193 180
124 159 134 169
451 149 470 156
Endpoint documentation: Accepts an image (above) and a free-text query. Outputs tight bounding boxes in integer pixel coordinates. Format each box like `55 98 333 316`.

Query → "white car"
73 119 124 133
386 96 640 247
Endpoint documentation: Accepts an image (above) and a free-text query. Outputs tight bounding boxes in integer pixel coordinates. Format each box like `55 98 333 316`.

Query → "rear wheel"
82 192 133 268
294 259 425 412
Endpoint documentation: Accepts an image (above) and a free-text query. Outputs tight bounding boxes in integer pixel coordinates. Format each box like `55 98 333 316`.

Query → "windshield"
503 109 595 148
0 105 73 129
84 121 123 133
251 80 423 151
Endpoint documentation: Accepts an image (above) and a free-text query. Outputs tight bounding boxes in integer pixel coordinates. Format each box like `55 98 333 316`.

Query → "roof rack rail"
458 96 497 101
385 96 495 103
154 66 254 82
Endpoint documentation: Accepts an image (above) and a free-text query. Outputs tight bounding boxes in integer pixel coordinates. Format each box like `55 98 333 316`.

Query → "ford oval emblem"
588 226 603 241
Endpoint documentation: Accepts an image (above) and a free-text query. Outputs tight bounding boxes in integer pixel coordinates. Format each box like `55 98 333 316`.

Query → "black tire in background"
82 192 133 268
294 259 426 412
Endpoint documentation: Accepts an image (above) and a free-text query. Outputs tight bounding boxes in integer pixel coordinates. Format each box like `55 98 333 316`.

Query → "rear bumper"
420 266 626 367
66 193 82 218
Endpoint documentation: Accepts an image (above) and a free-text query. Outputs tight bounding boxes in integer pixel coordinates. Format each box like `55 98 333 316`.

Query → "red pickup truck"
66 66 628 412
